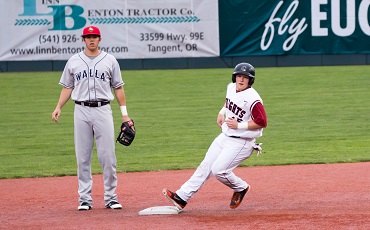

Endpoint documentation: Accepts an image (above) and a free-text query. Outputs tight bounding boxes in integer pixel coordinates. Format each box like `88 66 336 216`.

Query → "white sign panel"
0 0 219 61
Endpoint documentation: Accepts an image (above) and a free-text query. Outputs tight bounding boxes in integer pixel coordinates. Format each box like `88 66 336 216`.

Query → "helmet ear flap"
248 77 255 86
232 74 236 83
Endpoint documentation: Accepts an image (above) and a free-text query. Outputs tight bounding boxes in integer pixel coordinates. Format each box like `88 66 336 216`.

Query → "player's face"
235 74 250 91
83 35 101 51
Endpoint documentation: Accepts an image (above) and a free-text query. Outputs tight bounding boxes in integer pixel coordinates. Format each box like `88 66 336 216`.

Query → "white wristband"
120 106 128 116
237 122 249 130
219 107 227 115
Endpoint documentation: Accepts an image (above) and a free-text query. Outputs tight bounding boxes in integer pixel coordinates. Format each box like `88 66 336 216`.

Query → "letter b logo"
20 0 86 31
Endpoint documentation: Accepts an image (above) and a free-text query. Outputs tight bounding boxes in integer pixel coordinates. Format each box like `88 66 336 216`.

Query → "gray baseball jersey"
59 51 124 100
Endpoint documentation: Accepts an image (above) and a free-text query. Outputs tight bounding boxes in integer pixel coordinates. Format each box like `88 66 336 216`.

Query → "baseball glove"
116 119 136 146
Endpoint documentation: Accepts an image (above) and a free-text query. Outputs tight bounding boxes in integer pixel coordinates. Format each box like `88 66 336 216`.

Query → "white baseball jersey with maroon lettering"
222 82 263 139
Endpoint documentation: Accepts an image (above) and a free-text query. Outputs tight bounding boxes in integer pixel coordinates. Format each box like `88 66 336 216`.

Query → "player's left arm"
114 86 131 122
249 102 267 129
226 102 267 130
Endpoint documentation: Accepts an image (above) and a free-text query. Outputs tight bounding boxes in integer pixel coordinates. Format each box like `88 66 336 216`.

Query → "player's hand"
122 115 131 123
217 114 225 127
225 117 238 129
52 109 61 123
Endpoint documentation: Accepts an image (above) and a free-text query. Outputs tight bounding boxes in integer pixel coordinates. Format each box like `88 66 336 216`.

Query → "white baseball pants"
176 133 255 202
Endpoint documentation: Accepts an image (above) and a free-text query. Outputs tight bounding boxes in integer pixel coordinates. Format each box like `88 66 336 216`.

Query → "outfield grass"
0 66 369 179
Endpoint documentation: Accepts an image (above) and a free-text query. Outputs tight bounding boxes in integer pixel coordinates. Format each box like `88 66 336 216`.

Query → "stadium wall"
2 1 370 72
1 54 370 72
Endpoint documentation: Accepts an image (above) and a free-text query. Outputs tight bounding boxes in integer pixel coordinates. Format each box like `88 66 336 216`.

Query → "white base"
138 206 183 215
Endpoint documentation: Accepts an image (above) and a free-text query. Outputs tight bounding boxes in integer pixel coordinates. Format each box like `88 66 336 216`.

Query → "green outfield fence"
1 54 370 72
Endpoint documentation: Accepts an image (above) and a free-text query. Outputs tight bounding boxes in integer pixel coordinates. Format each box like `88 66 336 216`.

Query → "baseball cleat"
105 201 122 209
162 188 187 210
230 185 251 209
78 202 92 211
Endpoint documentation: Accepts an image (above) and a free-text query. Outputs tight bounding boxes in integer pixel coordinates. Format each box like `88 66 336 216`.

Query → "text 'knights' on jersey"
225 98 246 121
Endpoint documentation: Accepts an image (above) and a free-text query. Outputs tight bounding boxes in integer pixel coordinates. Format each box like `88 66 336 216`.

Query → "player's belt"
224 133 241 139
75 101 110 107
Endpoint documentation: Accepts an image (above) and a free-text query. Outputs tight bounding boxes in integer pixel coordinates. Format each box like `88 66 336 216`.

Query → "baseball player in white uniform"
51 26 131 211
163 63 267 210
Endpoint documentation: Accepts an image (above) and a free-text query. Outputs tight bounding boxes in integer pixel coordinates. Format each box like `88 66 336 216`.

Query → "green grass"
0 66 369 179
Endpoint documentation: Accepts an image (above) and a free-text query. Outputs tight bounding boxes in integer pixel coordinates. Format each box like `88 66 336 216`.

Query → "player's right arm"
217 103 227 128
52 87 73 123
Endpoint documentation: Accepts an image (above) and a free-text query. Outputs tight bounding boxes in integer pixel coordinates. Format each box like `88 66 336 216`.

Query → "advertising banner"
220 0 370 56
0 0 219 61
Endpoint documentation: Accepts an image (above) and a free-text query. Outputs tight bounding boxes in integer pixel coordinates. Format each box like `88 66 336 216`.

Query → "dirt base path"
0 162 369 229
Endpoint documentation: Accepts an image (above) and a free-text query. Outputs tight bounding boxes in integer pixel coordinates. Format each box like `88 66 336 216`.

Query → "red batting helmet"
82 26 101 37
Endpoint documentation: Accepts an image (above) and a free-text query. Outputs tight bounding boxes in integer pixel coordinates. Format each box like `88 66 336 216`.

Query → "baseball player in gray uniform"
51 26 131 211
163 63 267 210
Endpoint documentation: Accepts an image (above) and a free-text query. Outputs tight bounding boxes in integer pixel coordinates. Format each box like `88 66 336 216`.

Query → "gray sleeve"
59 59 74 88
110 57 124 89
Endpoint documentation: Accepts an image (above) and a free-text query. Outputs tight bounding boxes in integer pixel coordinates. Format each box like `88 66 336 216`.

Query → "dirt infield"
0 162 369 229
